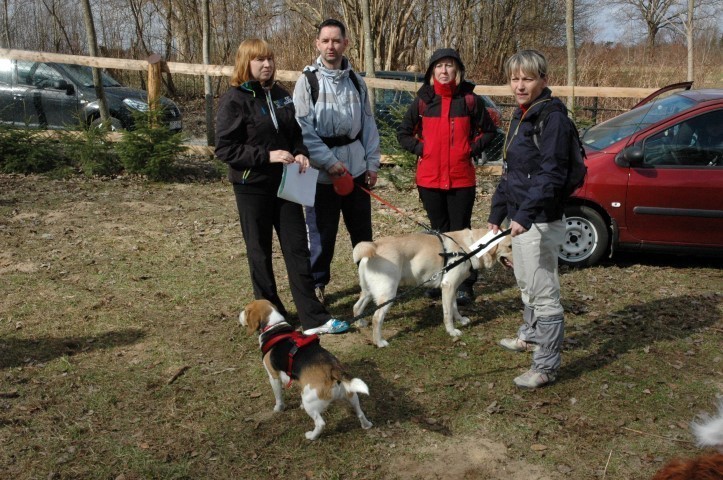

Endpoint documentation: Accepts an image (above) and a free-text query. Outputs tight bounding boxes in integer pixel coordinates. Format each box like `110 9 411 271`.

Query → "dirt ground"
1 166 721 479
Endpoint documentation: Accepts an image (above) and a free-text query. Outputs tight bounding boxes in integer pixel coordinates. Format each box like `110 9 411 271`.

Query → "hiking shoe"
314 286 326 305
513 369 556 389
455 289 473 306
424 288 441 299
499 337 540 352
303 319 349 335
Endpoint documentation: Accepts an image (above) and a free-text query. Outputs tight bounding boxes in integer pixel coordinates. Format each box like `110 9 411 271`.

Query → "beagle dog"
240 299 373 440
352 228 513 347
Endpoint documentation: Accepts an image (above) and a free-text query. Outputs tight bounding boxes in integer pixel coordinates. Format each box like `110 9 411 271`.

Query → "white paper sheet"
277 163 319 207
470 230 507 258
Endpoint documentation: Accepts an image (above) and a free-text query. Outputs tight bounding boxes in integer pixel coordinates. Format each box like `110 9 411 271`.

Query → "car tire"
90 116 123 131
559 205 609 267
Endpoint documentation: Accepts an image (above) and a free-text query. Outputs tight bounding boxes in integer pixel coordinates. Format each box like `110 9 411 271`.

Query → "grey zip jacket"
293 56 381 184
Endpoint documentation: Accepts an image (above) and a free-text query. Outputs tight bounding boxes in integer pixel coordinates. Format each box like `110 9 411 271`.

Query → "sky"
592 3 723 44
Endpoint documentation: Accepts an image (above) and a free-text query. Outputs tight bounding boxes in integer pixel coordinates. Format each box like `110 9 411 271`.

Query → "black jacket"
488 88 572 229
215 81 309 190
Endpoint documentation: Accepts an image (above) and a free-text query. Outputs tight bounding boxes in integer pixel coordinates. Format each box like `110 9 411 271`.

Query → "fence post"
147 53 162 125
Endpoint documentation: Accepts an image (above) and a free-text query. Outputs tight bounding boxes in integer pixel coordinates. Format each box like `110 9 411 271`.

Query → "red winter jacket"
397 80 497 190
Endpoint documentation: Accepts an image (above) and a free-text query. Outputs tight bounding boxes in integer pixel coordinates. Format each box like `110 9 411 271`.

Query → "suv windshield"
61 64 121 88
581 94 696 151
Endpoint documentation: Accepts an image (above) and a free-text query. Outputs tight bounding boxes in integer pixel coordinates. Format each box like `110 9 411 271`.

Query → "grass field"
1 165 721 479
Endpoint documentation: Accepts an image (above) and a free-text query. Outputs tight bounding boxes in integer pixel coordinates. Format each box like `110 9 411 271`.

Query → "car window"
0 58 13 85
643 110 723 167
61 64 121 88
582 94 696 151
16 61 64 88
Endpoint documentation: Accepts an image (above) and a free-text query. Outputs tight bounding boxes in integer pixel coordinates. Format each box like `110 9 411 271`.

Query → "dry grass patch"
1 167 721 479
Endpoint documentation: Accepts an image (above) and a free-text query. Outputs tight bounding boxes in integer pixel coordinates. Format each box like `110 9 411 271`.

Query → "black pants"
234 185 330 330
418 185 478 289
305 175 373 288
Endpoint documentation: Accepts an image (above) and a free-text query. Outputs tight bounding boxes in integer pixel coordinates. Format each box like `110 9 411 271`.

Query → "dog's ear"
241 305 262 335
481 244 497 269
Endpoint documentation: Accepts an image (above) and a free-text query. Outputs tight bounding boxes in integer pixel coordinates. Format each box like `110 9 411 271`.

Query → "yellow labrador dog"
352 228 512 348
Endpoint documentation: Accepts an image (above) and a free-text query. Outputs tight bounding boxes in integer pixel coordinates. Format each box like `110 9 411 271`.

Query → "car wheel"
559 205 609 267
90 116 123 131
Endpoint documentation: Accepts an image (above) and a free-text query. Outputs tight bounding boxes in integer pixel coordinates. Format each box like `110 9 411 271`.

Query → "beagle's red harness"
260 326 319 388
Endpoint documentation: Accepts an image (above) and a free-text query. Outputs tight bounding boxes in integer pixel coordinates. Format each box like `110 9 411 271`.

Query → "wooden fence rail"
1 48 660 164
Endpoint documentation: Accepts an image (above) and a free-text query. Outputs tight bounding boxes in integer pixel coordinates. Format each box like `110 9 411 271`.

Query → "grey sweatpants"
512 220 565 374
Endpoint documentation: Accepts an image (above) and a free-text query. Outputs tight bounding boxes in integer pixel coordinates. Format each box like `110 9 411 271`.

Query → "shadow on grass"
561 293 720 383
327 282 520 342
336 359 453 437
0 328 146 369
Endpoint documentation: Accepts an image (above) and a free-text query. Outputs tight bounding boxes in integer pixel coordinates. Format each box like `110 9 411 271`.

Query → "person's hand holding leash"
509 220 527 237
327 161 346 177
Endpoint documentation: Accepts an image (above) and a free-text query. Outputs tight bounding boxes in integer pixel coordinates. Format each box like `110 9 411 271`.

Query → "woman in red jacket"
397 48 497 304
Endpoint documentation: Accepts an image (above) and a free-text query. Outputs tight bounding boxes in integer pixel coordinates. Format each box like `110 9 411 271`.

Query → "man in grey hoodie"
293 18 382 305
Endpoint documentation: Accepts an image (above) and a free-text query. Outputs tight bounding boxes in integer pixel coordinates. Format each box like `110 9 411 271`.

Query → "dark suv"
0 58 182 131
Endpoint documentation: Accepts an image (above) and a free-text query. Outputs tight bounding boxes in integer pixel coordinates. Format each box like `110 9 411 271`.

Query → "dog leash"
347 228 512 325
356 182 433 231
336 166 433 231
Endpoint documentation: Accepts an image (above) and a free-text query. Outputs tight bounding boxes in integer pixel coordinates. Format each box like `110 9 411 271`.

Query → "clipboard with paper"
277 163 319 207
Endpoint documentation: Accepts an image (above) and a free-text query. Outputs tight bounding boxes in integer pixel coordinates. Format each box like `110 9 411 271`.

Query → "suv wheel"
559 205 609 267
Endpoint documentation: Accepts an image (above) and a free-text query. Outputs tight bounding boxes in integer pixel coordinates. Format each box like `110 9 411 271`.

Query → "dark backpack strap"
532 102 587 160
303 70 319 105
349 71 362 98
305 70 362 106
414 93 477 138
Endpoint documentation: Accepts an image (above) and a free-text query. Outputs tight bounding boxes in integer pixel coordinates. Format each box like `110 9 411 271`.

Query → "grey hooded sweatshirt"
293 56 381 184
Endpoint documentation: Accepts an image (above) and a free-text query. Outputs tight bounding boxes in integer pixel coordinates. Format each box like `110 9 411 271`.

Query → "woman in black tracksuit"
215 38 348 335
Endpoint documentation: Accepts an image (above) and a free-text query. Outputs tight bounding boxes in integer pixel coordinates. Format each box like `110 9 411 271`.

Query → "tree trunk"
361 0 375 116
566 0 576 112
202 0 214 146
1 0 10 48
80 0 111 128
686 0 694 82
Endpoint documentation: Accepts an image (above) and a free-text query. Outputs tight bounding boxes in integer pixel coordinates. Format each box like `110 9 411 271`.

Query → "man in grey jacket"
293 18 382 305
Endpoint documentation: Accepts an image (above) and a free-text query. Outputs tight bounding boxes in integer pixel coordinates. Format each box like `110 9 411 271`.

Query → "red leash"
356 182 432 231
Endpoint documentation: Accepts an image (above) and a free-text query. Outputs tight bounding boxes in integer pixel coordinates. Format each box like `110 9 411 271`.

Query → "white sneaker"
499 337 540 352
514 369 556 389
302 319 349 335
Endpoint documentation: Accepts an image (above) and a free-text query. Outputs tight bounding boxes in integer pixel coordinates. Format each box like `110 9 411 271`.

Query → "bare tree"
1 0 10 48
202 0 214 145
566 0 577 110
80 0 111 128
609 0 683 57
360 0 375 113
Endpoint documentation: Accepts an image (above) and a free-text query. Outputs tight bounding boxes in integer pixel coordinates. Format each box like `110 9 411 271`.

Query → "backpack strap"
531 101 587 160
415 92 478 137
303 70 320 105
303 69 362 106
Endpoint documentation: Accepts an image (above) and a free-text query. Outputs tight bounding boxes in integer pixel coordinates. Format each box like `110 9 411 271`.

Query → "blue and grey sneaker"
303 318 350 335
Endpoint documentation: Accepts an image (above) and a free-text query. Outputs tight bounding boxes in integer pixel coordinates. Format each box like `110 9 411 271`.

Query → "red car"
560 84 723 267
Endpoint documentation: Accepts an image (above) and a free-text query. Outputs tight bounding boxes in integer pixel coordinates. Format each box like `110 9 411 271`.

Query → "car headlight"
123 98 150 112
